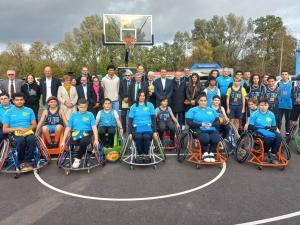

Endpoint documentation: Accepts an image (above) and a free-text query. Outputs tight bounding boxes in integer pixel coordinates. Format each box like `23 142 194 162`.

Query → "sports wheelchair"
120 135 166 170
235 131 291 170
57 135 105 175
176 128 229 169
0 135 51 178
101 128 124 162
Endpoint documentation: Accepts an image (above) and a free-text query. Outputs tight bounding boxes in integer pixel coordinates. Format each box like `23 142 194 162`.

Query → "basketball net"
123 36 136 50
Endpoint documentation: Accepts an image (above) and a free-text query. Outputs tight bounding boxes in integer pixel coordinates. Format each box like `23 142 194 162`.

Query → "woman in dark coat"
89 76 104 117
171 72 186 127
185 73 204 111
21 74 41 120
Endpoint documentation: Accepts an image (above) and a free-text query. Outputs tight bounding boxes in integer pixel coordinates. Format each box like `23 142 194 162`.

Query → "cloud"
0 0 299 47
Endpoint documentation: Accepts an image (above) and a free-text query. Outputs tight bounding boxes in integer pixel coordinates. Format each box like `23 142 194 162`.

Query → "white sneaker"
209 153 216 163
72 158 81 169
203 152 210 162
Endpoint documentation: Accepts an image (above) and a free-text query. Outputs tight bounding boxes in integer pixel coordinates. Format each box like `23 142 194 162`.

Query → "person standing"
119 71 132 132
101 65 120 111
0 69 24 99
185 73 204 110
171 71 186 128
183 67 191 83
128 73 148 106
89 76 104 117
21 74 41 120
57 75 78 120
40 66 61 105
76 76 92 111
146 71 156 106
216 67 233 108
154 68 173 107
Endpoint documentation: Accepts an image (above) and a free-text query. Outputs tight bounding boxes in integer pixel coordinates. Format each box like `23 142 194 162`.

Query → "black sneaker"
270 154 279 164
264 154 271 163
135 156 144 164
143 155 151 164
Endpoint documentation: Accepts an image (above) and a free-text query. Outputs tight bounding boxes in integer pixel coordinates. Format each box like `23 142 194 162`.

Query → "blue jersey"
2 106 35 129
96 110 118 127
129 102 155 132
217 75 233 96
249 85 261 102
205 87 220 107
0 104 13 125
249 110 276 138
264 86 279 112
186 106 218 131
67 111 96 132
278 81 293 109
293 86 300 106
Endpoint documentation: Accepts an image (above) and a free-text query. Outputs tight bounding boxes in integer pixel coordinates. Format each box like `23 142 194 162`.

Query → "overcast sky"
0 0 300 50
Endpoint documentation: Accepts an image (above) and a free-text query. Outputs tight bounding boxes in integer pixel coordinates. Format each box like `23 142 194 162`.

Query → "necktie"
178 80 180 87
127 80 130 89
10 81 15 98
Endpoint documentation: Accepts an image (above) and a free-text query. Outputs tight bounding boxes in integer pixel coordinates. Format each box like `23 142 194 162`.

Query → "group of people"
0 64 298 169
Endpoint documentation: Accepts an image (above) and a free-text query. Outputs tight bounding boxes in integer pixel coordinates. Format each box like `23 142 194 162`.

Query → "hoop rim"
122 36 136 46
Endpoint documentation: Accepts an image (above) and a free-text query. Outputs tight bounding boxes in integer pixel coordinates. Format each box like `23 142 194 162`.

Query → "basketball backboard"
103 14 153 45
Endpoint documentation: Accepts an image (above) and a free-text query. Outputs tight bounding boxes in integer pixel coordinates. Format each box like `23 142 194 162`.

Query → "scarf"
64 83 71 97
93 84 100 102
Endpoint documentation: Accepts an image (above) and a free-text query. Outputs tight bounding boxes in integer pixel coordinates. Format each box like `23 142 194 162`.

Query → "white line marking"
34 162 226 202
236 211 300 225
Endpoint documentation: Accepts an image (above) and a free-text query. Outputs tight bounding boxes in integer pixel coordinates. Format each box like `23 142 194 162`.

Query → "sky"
0 0 300 51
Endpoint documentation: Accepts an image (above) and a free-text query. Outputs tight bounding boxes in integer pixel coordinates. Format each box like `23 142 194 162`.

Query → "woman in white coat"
57 75 78 120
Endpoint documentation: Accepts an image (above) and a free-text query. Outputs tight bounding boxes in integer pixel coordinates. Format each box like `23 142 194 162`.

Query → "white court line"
34 162 226 202
236 211 300 225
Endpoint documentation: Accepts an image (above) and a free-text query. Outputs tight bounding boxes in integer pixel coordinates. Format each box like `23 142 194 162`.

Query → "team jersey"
67 111 96 132
96 109 119 127
278 81 293 109
264 86 279 111
129 102 155 132
216 75 233 96
44 108 62 126
186 106 219 131
293 85 300 106
155 106 174 121
0 104 13 125
203 87 221 107
249 110 276 138
2 106 35 129
226 86 246 106
248 85 261 102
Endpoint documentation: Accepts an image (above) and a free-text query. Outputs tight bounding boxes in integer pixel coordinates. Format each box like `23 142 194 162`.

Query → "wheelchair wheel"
281 138 291 160
218 137 229 160
94 144 106 165
154 137 166 161
0 140 10 170
57 136 70 167
120 135 132 158
286 124 297 145
227 122 240 144
235 132 253 163
177 131 192 162
35 136 51 162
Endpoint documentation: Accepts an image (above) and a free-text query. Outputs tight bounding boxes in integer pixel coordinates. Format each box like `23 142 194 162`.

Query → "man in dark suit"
183 67 191 83
76 76 92 110
39 66 61 105
119 71 132 132
154 69 173 107
0 69 24 98
146 71 156 106
76 66 92 84
128 73 148 106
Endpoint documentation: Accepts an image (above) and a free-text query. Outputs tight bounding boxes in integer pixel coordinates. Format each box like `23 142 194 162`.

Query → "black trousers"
278 109 291 133
157 119 176 141
71 136 92 159
98 126 116 147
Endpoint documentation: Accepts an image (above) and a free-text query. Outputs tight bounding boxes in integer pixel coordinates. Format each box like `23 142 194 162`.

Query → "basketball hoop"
123 36 136 48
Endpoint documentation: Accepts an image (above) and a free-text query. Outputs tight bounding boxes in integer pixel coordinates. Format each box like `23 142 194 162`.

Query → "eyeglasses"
7 74 15 76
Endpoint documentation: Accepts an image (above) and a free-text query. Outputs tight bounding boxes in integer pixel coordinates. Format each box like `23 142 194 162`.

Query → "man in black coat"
128 73 148 106
119 71 133 132
76 76 93 110
39 66 61 105
146 71 156 106
154 69 173 107
171 71 186 128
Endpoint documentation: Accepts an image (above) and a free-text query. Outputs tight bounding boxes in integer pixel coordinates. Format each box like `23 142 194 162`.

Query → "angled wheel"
35 135 51 162
154 137 166 161
94 144 106 165
281 138 291 160
218 137 229 160
57 136 70 167
235 132 253 163
0 140 10 170
176 131 192 162
286 124 297 144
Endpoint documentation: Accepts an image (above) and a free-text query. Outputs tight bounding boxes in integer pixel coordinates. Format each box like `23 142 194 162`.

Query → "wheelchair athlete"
2 93 37 171
186 94 221 162
61 98 98 169
96 98 123 148
128 90 158 163
248 98 281 164
155 97 180 146
36 96 67 148
0 93 13 143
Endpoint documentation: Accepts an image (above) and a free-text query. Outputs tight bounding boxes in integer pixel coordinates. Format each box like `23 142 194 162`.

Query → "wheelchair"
101 128 124 162
0 135 51 178
120 134 166 170
160 127 181 151
41 128 64 155
218 121 240 155
235 131 291 170
57 135 105 175
176 128 229 169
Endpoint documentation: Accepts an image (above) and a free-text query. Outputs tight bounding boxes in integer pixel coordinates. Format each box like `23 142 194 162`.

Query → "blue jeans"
263 132 282 154
15 134 36 163
134 132 152 155
112 101 120 112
